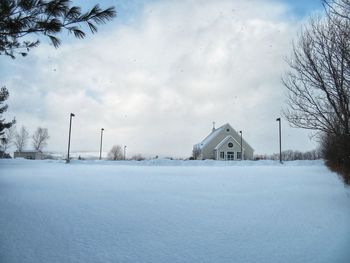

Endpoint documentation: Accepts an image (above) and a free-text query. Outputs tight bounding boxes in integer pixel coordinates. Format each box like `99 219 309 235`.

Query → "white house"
193 123 254 160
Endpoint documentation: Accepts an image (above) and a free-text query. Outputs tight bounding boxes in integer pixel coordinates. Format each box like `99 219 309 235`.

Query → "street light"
99 128 104 160
276 117 282 163
239 130 243 160
66 113 75 163
124 145 127 160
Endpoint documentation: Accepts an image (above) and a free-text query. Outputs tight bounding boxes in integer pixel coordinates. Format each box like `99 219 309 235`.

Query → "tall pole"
239 131 243 160
276 118 282 163
99 128 104 160
124 145 127 160
67 113 75 163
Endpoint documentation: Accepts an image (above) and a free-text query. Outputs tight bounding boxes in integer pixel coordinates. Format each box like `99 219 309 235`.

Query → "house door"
227 152 234 160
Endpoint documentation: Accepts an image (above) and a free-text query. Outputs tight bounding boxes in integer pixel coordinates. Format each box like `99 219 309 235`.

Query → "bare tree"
14 126 29 152
192 145 201 160
32 127 49 151
324 0 350 20
283 0 350 182
108 145 123 160
1 125 16 157
283 10 350 135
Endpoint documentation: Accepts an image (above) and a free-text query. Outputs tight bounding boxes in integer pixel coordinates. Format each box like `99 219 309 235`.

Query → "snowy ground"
1 159 350 263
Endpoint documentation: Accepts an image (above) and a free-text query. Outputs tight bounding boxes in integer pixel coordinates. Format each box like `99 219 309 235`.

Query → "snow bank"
1 158 325 167
0 159 349 263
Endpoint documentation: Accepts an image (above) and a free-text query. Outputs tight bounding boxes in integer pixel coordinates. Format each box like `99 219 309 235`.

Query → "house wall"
216 137 242 160
244 149 254 160
200 124 254 160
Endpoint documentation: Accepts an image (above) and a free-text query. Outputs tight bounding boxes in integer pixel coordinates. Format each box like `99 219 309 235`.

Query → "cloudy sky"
1 0 323 157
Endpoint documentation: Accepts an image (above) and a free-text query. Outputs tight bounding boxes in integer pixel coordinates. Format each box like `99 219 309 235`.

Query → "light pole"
67 113 75 163
124 145 127 160
276 117 282 163
239 130 243 160
99 128 104 160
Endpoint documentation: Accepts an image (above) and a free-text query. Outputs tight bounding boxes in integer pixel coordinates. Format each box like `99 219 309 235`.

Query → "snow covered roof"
196 124 226 149
14 150 43 153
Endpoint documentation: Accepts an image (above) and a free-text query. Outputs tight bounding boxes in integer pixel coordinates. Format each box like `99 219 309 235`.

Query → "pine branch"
0 0 116 58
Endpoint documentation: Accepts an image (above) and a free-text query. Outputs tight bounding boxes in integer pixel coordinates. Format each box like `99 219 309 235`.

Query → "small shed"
14 151 45 160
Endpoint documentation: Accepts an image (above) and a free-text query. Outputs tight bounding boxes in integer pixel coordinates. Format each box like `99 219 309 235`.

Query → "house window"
226 129 230 132
228 142 233 148
220 152 225 159
227 152 234 160
237 152 242 160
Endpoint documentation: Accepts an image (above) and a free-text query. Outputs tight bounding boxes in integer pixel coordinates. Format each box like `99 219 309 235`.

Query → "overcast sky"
1 0 323 157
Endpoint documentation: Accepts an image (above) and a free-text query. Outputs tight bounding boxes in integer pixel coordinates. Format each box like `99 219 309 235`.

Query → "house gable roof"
214 135 241 150
196 124 225 149
195 123 231 149
195 123 254 151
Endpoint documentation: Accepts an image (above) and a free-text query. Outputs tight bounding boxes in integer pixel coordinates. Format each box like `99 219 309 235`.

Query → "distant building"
0 151 11 158
14 151 45 160
193 123 254 160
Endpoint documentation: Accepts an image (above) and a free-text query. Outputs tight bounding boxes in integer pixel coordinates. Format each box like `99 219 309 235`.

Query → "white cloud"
3 0 317 157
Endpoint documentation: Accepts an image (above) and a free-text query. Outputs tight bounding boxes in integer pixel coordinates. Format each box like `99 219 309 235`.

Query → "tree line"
107 145 145 161
255 149 322 162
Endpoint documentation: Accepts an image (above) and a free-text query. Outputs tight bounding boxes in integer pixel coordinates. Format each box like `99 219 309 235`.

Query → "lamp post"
99 128 104 160
276 117 282 163
239 130 243 160
66 113 75 163
124 145 127 160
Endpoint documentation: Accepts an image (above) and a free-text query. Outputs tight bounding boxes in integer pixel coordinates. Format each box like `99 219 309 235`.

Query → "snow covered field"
1 159 350 263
